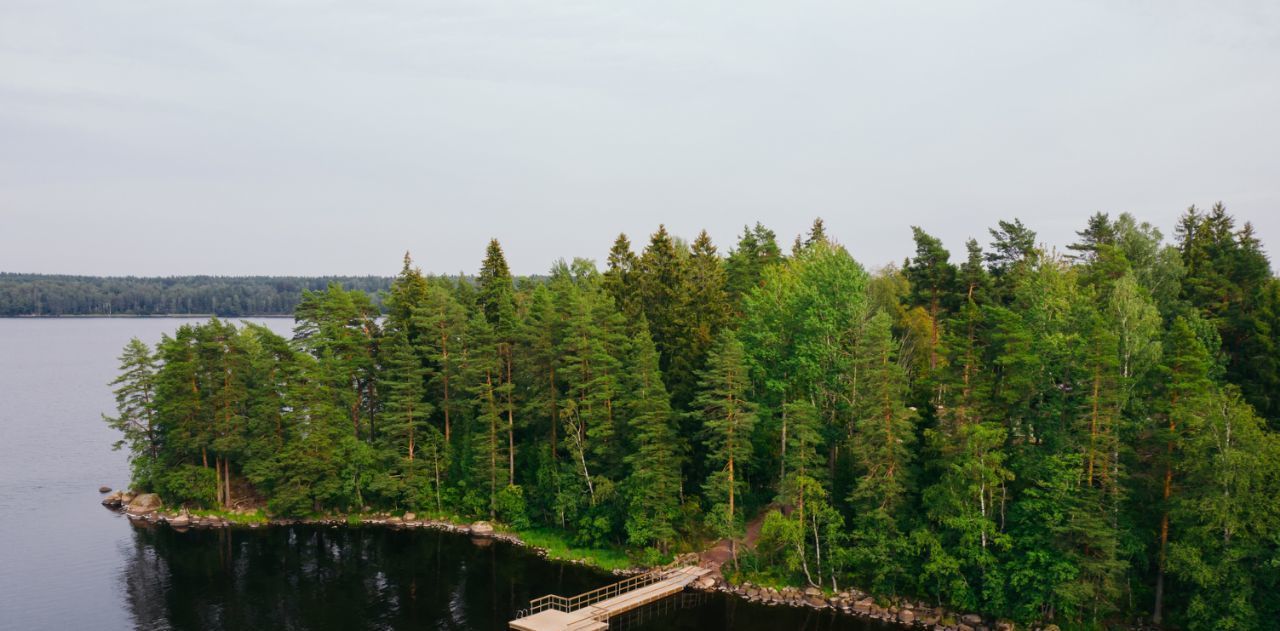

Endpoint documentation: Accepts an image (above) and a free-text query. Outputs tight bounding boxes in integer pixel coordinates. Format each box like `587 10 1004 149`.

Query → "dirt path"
699 505 773 573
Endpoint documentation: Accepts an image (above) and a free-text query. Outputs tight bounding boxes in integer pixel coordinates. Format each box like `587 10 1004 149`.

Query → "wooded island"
105 207 1280 630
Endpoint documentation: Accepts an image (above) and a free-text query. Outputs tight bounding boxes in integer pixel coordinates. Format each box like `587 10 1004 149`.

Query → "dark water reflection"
120 523 893 631
121 524 609 631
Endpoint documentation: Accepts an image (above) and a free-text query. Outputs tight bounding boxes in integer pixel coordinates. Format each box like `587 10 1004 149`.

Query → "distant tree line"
0 274 392 316
106 206 1280 630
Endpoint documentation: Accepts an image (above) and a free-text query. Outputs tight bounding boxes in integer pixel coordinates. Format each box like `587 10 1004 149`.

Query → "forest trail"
698 506 773 573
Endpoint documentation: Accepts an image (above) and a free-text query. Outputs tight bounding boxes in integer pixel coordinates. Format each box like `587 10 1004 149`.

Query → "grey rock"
126 493 162 515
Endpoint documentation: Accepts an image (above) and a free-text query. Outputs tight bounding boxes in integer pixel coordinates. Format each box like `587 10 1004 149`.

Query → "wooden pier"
509 566 712 631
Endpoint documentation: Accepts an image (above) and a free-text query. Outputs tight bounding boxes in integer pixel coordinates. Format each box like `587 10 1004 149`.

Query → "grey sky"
2 1 1277 276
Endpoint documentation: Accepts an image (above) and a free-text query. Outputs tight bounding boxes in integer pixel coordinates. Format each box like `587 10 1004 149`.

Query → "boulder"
126 493 162 515
403 512 416 521
102 491 125 508
803 586 822 598
99 486 112 493
898 609 916 624
469 521 495 537
170 513 190 528
962 614 983 625
995 621 1015 631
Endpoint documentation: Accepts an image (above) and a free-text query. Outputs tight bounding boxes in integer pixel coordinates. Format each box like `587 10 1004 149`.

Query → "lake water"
0 318 891 631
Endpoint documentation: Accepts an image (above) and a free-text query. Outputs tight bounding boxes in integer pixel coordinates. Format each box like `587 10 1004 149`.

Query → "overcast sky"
2 1 1277 276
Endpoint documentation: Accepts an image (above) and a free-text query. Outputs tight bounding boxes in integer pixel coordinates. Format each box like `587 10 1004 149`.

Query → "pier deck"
509 566 711 631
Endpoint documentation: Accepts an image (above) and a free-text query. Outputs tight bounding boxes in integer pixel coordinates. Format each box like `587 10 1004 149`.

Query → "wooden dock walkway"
509 566 712 631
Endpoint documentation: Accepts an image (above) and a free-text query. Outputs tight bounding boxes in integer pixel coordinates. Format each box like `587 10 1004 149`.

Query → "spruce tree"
603 233 640 319
635 225 691 407
725 222 782 309
476 239 518 485
622 322 681 553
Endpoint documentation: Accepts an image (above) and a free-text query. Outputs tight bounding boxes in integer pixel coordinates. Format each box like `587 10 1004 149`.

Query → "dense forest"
0 273 391 316
105 206 1280 630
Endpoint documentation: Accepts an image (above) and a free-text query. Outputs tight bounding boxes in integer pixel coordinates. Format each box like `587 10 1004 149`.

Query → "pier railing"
524 569 668 616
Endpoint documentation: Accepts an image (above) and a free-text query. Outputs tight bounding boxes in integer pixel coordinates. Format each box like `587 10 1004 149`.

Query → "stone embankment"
101 490 1032 630
100 491 630 575
668 548 1023 631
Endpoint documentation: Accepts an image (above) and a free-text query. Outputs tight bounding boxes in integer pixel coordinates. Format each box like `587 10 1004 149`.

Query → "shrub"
496 484 531 529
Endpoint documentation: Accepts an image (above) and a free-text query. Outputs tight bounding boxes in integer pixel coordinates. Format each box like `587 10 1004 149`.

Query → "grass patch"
188 508 269 524
510 527 634 572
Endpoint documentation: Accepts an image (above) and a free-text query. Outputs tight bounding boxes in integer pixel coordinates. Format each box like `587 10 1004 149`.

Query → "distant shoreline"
2 314 295 319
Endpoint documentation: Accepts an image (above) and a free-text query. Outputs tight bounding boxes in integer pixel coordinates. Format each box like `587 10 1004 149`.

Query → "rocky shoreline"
101 489 1022 631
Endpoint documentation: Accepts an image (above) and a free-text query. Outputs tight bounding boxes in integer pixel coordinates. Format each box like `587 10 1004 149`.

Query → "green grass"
188 508 269 524
509 527 634 572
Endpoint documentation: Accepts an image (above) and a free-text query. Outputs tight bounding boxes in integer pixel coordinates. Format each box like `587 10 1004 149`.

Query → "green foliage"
496 484 531 529
695 331 757 551
103 214 1280 630
155 464 218 507
622 324 681 552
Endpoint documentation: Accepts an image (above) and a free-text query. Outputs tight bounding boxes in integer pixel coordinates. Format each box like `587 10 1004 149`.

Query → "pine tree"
104 338 162 487
916 248 1010 613
905 227 957 374
379 328 431 464
1152 316 1217 624
693 331 757 566
847 311 917 593
294 284 380 440
414 282 467 444
462 312 505 519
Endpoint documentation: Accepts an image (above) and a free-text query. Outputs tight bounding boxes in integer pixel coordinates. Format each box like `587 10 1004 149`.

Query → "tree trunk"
215 456 223 508
1088 368 1100 486
1154 390 1178 626
441 322 451 444
506 348 516 486
549 365 558 457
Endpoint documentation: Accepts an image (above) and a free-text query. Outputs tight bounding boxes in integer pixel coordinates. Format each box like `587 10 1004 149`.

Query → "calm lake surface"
0 318 891 631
